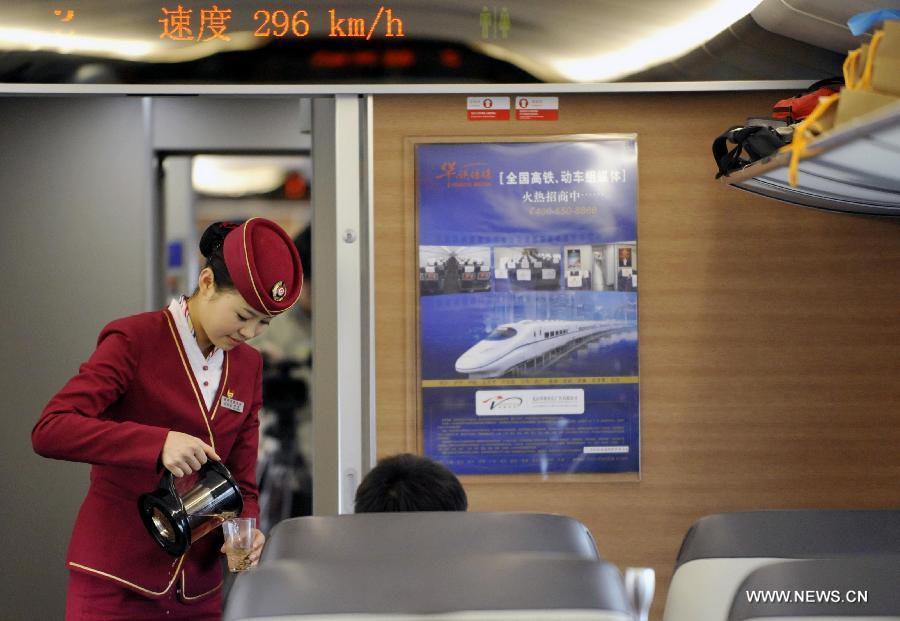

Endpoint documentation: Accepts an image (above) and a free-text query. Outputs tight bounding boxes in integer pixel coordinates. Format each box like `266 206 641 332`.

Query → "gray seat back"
224 555 631 621
261 512 600 563
664 510 900 621
676 510 900 568
728 557 900 620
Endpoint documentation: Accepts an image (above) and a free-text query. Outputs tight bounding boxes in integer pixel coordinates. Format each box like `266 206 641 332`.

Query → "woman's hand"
161 431 220 477
220 528 266 568
247 528 265 567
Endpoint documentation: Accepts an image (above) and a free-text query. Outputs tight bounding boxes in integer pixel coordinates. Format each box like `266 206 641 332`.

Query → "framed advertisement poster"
416 136 639 479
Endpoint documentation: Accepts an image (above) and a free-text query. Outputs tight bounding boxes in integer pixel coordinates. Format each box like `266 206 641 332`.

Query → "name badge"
220 395 245 413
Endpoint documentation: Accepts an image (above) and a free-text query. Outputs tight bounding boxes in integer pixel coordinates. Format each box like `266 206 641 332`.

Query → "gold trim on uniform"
241 217 275 317
164 310 218 449
68 555 186 596
179 571 223 601
209 356 229 422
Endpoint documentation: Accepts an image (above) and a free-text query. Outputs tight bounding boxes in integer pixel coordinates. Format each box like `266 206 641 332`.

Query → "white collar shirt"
167 297 224 410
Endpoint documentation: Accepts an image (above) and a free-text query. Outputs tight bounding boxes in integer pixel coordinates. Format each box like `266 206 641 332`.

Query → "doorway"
159 152 314 534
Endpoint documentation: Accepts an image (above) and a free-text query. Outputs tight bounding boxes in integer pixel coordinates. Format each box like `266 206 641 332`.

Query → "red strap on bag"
772 78 843 123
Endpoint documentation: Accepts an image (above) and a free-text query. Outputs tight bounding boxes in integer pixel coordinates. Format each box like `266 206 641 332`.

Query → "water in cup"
222 517 255 572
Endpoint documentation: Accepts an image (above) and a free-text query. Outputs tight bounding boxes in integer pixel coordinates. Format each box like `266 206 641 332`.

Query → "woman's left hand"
220 527 265 569
247 528 266 568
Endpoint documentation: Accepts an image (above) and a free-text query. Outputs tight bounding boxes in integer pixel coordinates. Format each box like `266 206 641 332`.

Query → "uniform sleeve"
226 353 262 521
32 324 171 469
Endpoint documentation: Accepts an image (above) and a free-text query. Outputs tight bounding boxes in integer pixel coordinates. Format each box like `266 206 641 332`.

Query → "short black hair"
354 453 467 513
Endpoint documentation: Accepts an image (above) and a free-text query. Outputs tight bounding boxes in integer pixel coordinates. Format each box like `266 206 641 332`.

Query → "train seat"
260 511 601 564
663 510 900 621
224 555 632 621
727 556 900 620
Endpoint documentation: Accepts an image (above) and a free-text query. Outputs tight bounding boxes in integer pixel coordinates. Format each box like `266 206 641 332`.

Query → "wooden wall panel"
373 93 900 620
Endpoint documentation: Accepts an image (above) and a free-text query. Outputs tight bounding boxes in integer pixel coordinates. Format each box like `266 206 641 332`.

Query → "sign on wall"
416 137 640 477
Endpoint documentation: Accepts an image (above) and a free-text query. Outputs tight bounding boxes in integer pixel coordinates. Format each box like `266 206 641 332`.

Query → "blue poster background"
417 140 639 475
418 141 636 245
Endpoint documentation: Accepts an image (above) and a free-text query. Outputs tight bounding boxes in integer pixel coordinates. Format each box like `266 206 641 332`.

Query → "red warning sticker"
515 96 559 120
467 96 511 120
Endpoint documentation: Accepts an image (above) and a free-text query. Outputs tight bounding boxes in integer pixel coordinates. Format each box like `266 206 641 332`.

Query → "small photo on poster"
564 245 593 290
493 246 561 292
590 242 636 292
419 246 492 295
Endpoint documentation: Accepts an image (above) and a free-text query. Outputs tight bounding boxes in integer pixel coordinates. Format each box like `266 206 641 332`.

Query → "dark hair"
354 453 468 513
198 221 240 291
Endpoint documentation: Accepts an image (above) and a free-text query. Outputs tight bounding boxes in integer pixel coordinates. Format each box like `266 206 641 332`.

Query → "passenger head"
354 453 468 513
190 218 304 351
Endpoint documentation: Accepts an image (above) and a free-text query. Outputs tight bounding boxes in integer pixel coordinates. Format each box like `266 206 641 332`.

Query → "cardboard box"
872 21 900 96
835 87 900 127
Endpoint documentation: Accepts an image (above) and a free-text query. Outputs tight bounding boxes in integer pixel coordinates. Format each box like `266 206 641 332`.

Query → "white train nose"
455 351 479 374
455 342 500 374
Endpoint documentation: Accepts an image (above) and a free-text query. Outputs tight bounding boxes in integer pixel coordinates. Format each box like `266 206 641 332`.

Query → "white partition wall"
0 97 152 621
310 95 374 515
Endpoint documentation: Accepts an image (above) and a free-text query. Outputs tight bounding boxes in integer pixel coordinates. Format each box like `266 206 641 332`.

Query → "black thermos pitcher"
138 460 243 556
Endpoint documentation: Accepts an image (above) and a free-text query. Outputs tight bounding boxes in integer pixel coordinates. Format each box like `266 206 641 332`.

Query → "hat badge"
271 280 287 302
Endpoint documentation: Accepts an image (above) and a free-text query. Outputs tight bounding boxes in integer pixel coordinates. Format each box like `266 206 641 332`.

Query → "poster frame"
407 133 641 484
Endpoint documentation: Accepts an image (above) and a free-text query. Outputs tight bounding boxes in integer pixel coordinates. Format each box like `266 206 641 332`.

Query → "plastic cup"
222 517 256 572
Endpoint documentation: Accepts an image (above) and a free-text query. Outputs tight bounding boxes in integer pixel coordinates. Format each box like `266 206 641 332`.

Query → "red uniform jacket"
32 308 262 603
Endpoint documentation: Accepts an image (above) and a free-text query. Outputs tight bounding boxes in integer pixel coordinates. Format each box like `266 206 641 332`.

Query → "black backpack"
712 121 790 179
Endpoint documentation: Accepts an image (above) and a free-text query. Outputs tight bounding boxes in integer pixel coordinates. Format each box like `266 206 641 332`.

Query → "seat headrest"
676 510 900 567
225 556 631 621
728 556 900 620
262 512 600 564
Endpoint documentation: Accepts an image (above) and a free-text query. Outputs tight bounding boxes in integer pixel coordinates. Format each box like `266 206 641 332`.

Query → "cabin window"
485 327 518 341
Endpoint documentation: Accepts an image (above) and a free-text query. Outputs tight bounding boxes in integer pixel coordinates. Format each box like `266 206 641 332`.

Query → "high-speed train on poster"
455 319 633 378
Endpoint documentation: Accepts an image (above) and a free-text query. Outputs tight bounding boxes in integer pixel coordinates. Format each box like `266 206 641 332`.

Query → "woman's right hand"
161 431 221 477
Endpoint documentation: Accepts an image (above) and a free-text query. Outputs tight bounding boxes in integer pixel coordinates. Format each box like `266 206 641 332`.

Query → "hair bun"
199 221 241 258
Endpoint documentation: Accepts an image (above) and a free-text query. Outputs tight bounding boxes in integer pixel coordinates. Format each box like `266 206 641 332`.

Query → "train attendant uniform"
33 217 303 621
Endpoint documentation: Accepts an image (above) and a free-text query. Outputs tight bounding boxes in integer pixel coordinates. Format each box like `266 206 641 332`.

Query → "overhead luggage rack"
720 100 900 217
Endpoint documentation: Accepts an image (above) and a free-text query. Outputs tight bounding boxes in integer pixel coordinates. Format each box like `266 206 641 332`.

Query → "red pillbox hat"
223 217 303 316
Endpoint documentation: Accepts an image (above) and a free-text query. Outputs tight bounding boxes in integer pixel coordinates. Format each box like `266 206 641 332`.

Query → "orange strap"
786 93 841 187
843 47 862 90
859 30 884 91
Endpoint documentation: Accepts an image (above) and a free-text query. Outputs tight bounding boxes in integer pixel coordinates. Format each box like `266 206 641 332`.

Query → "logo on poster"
481 395 524 411
436 160 493 188
476 389 584 416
